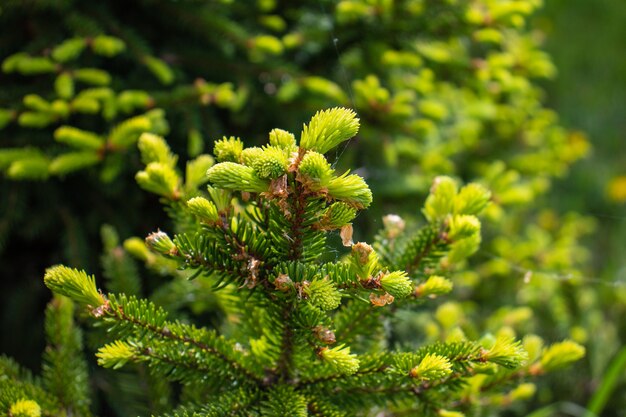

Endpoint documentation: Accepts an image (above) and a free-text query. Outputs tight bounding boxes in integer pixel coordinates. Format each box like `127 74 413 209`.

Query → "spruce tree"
2 108 584 416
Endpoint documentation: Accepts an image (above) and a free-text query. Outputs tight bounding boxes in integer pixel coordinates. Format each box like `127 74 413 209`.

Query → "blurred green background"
541 0 626 269
538 1 626 414
1 0 625 415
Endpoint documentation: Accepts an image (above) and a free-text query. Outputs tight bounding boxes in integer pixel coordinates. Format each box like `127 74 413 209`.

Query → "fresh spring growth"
304 277 342 311
448 214 481 241
206 162 269 192
319 202 357 229
318 345 360 375
298 151 334 186
9 399 41 417
300 107 360 154
424 176 458 221
350 242 379 280
409 353 453 380
438 411 465 417
424 176 491 222
268 128 296 149
483 336 529 369
326 171 373 208
43 266 105 308
138 132 177 167
187 196 219 224
454 183 491 215
380 271 413 298
415 275 454 298
145 231 176 255
213 136 244 162
135 162 179 198
54 126 103 150
248 146 289 179
538 340 586 372
97 340 137 369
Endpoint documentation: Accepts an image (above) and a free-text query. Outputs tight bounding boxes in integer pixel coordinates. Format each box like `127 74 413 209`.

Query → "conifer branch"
403 222 448 276
104 303 264 385
26 107 586 415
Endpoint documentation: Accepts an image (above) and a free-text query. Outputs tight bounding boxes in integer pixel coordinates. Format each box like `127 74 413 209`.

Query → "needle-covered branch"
34 108 585 416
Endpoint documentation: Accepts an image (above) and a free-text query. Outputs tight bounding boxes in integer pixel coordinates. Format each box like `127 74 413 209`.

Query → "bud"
145 230 177 255
207 162 269 193
435 302 463 329
55 72 75 99
213 83 237 107
439 411 465 417
15 56 57 75
187 128 204 157
18 112 55 128
522 334 544 363
91 35 126 57
327 172 372 208
409 354 452 380
44 265 106 308
483 336 528 369
423 176 458 221
0 108 15 129
135 162 180 198
187 197 219 224
249 35 284 57
51 38 87 62
9 399 41 417
49 151 100 176
302 77 347 103
54 126 103 150
213 136 244 162
300 107 359 154
304 277 342 311
144 55 174 85
369 292 394 307
250 146 289 179
319 202 357 230
319 344 359 375
74 68 111 86
71 96 100 114
313 326 336 345
509 383 536 401
269 128 296 149
23 94 50 112
382 214 405 238
538 340 585 372
118 90 153 113
414 275 453 298
298 151 333 187
350 242 378 280
96 340 137 369
380 271 413 298
138 132 177 166
7 157 50 180
447 214 481 241
108 112 161 148
340 224 353 247
273 274 293 292
454 183 491 215
241 147 264 166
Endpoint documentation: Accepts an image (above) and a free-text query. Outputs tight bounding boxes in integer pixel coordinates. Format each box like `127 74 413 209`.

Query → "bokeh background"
1 0 625 415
